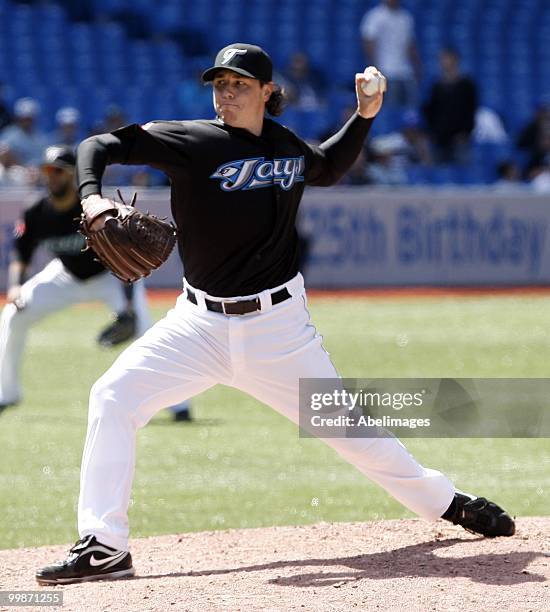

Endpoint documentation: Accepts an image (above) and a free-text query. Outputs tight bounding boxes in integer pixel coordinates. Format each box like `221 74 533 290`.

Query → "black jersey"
14 196 106 280
77 113 373 296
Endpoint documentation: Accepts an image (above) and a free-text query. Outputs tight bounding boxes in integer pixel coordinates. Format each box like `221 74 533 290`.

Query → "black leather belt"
186 287 291 315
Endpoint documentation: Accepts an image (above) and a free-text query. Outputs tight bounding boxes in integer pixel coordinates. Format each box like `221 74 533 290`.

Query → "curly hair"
262 82 287 117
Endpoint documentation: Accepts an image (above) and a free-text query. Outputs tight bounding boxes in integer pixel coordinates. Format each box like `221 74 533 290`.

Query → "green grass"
0 294 549 550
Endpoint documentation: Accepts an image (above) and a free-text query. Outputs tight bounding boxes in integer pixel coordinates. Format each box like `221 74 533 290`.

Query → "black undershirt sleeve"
305 112 374 186
76 123 183 199
76 132 132 198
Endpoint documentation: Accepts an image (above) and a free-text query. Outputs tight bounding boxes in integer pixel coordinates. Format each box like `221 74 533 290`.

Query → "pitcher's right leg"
78 298 231 552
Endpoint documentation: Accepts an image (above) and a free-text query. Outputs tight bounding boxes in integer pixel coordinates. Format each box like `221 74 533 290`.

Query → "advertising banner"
1 187 548 289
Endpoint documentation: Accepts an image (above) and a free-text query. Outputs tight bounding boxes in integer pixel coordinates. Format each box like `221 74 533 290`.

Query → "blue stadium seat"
151 4 185 35
184 0 214 28
92 0 128 16
406 165 431 185
429 165 461 185
473 143 513 168
455 164 490 185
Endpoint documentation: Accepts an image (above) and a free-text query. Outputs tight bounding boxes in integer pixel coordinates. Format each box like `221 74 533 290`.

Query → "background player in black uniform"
0 145 152 412
36 44 514 586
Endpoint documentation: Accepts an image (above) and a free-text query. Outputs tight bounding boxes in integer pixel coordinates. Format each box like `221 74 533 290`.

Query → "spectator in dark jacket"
280 52 327 111
517 98 550 177
422 48 478 164
0 82 12 131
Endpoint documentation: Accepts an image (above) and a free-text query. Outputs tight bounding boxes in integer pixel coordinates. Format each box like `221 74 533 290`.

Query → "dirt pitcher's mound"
2 519 549 612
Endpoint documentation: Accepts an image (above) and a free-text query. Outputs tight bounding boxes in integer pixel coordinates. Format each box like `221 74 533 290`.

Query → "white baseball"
360 67 386 96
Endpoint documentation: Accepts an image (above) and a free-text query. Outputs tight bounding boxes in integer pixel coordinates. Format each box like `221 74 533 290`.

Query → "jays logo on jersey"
210 156 305 191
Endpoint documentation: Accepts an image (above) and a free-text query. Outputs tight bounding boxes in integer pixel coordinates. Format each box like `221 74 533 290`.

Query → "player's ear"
263 82 274 102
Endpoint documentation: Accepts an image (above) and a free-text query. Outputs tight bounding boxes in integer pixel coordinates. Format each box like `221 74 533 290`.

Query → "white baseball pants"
78 273 455 551
0 258 150 405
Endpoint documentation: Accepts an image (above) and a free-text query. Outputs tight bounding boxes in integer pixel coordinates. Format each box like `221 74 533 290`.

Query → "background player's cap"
55 106 81 126
14 97 40 118
202 43 273 82
41 145 76 169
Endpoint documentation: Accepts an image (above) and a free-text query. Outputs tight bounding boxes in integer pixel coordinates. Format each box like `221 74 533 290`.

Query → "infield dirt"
2 518 548 611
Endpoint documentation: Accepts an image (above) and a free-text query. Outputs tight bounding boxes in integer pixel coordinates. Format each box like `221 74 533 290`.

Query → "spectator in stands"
0 82 12 131
529 163 550 193
130 169 156 188
49 107 82 148
422 48 478 164
89 105 134 186
130 167 169 188
366 137 408 185
525 129 550 190
281 52 327 111
0 143 36 187
492 161 524 192
360 110 432 185
473 106 508 145
90 104 127 136
517 98 550 176
360 0 420 109
103 104 126 132
392 109 433 167
0 98 48 167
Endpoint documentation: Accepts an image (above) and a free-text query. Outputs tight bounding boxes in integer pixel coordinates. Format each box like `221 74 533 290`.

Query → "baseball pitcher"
36 44 514 585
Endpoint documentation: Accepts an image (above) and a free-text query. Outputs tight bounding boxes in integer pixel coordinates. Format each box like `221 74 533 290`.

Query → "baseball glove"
97 310 137 347
80 190 177 283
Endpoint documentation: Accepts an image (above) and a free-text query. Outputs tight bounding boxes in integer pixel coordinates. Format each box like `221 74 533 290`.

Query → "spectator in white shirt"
49 106 83 148
0 98 48 167
360 0 420 109
0 143 36 186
